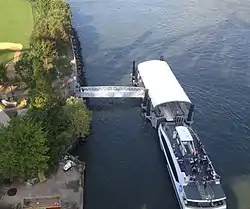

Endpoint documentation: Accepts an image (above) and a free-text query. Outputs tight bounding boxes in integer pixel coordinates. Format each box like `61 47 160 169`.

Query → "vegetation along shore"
0 0 90 208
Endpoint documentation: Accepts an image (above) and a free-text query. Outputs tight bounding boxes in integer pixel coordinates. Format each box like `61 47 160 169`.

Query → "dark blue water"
68 0 250 208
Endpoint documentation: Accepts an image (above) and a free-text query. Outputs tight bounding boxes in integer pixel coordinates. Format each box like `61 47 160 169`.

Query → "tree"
0 63 8 84
47 0 72 41
15 53 34 87
29 78 54 109
30 37 57 69
28 59 55 109
0 116 49 180
32 0 71 43
27 100 72 166
32 0 51 19
64 97 92 138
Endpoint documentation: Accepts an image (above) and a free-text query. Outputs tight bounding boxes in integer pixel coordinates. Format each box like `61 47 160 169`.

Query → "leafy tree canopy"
26 99 71 166
0 116 49 180
64 97 92 137
15 53 34 87
30 37 57 69
0 63 8 84
32 0 71 43
28 59 55 109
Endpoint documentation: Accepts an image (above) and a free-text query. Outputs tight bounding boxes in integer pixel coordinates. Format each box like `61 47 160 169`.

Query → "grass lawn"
0 0 33 64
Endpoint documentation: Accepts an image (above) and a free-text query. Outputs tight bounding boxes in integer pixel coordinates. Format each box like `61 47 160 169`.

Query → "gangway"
73 56 194 126
76 86 145 98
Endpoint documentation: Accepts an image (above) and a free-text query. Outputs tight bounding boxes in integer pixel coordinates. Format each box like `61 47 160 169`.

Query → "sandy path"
0 42 23 62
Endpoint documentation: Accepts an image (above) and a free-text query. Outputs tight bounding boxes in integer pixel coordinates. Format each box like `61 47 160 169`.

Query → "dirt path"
0 42 23 62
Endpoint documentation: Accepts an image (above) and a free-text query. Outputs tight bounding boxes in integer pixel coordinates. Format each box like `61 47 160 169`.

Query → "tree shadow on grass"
0 48 30 64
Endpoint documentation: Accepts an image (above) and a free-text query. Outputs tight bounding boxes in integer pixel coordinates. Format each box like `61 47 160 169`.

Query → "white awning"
176 126 193 141
138 60 191 108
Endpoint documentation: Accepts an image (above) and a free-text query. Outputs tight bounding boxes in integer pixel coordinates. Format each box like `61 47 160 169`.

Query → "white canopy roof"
138 60 191 107
176 126 193 141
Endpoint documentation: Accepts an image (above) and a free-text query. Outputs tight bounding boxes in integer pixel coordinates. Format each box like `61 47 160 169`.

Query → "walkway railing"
76 86 145 98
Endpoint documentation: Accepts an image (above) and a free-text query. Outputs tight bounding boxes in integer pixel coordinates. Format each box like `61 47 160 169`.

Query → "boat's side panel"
158 125 186 209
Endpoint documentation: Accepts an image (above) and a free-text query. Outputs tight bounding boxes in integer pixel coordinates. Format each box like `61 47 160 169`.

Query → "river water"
68 0 250 208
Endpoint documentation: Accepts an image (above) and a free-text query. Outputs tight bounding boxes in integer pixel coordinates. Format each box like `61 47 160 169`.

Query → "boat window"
186 200 225 207
213 200 225 206
161 133 179 182
173 131 177 139
183 143 191 155
188 142 194 154
185 201 214 208
185 201 199 207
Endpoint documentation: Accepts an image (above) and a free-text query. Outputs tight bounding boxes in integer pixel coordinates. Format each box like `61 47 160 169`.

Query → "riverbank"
0 1 88 208
0 35 87 209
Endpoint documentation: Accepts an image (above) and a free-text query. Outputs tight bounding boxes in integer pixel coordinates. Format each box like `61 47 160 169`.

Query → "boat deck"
162 122 226 201
183 182 225 201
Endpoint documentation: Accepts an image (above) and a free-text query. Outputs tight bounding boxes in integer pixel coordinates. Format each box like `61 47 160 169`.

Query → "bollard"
146 98 151 117
142 89 149 107
187 104 195 124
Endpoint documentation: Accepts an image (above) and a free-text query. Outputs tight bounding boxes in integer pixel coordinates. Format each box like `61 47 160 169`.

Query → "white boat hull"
158 126 226 209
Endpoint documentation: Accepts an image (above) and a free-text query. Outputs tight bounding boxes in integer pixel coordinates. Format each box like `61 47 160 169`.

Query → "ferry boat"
132 59 227 209
158 123 226 208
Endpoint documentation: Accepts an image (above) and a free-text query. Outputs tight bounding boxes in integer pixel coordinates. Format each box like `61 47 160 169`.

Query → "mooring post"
160 56 164 61
146 98 151 117
132 61 136 78
132 61 139 86
187 104 195 124
142 89 149 107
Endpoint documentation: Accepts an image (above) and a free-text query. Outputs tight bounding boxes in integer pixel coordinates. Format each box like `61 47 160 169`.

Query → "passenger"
195 148 198 156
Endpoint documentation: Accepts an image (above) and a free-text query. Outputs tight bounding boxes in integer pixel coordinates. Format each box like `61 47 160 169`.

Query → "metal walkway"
76 86 145 98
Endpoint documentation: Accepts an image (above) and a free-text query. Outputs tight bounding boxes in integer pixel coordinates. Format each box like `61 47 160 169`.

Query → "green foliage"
0 63 8 84
26 102 71 166
32 0 71 43
28 0 72 81
29 66 54 109
30 37 57 69
32 0 51 19
0 116 49 180
0 103 5 110
47 0 72 41
15 53 33 87
0 0 91 180
64 97 92 137
25 96 91 167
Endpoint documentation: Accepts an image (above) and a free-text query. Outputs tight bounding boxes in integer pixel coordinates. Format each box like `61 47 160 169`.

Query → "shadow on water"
86 98 142 112
71 13 99 59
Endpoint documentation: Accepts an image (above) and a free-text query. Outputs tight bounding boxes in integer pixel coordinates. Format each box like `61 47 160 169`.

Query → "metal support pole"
134 68 138 83
146 98 151 117
142 89 149 107
132 60 139 86
187 104 195 124
132 61 136 81
132 61 136 76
